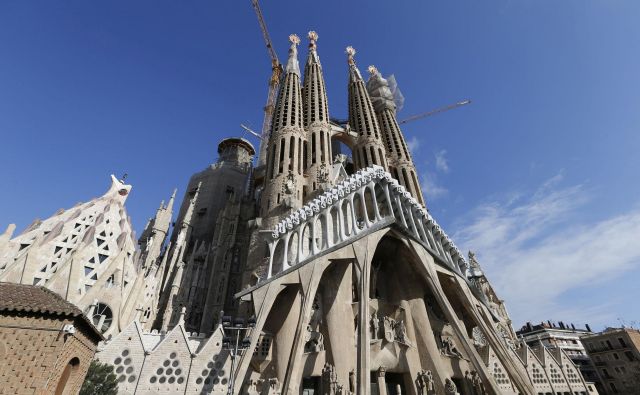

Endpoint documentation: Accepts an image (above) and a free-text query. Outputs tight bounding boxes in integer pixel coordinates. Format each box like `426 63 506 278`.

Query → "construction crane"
330 99 471 127
251 0 283 167
240 123 263 140
398 99 471 125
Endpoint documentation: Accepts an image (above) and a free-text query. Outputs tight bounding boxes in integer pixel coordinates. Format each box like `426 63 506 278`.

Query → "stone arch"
341 199 353 237
329 206 341 245
374 183 390 218
352 193 365 231
271 239 285 277
313 214 328 252
286 231 299 268
363 185 376 223
300 223 312 260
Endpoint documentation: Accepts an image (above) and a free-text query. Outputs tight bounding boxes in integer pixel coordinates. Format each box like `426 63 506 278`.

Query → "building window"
86 302 113 333
625 351 635 361
618 337 627 348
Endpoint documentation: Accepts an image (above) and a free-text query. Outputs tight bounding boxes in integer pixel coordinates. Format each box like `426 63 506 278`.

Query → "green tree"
80 360 119 395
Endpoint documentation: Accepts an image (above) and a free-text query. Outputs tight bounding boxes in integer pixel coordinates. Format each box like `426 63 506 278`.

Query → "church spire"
303 31 331 194
261 34 306 223
346 46 388 171
367 66 425 206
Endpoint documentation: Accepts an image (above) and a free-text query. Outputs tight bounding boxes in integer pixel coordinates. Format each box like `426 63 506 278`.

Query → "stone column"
356 259 371 395
323 262 356 387
376 366 388 395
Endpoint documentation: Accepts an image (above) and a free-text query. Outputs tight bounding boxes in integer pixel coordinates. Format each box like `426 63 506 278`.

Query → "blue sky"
1 1 639 331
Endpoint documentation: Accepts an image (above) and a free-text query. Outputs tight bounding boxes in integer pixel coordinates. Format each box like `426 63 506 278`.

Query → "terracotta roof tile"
0 282 82 316
0 282 103 340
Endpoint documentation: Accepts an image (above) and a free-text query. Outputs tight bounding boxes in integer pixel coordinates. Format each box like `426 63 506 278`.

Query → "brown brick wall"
0 312 98 395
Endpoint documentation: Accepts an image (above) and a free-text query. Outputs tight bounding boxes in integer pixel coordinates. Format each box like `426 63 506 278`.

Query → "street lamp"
222 314 256 395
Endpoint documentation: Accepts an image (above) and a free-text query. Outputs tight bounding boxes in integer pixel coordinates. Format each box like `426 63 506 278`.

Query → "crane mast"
251 0 283 167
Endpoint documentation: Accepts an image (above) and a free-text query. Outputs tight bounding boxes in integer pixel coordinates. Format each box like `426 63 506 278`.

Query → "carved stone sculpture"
444 378 458 395
440 336 464 359
383 316 395 342
415 369 434 395
304 324 324 353
394 319 408 344
322 362 339 395
470 371 486 395
371 311 380 340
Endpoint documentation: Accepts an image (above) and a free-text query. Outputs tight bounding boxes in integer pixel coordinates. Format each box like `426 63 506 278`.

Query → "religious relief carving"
415 369 435 395
304 325 324 353
317 163 331 184
495 323 516 350
267 377 280 395
382 316 411 345
471 326 487 349
282 171 296 195
465 371 486 395
440 335 465 359
444 378 459 395
322 363 341 395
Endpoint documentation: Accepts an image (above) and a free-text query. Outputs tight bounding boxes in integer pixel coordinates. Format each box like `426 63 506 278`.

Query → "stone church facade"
1 32 597 395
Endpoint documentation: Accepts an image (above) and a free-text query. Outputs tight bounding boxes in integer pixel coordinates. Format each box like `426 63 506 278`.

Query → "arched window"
54 357 80 395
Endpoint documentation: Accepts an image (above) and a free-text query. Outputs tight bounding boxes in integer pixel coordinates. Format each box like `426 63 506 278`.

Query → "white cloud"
452 175 640 327
407 136 420 153
421 173 448 200
435 150 449 173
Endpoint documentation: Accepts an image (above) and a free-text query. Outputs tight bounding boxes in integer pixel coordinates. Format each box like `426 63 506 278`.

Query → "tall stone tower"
367 65 425 205
303 31 332 195
347 46 389 171
261 34 306 224
154 137 255 332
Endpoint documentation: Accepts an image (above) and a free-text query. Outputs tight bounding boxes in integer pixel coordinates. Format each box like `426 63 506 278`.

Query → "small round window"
87 303 113 333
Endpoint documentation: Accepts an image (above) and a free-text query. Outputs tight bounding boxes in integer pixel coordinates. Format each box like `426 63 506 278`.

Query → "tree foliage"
80 360 119 395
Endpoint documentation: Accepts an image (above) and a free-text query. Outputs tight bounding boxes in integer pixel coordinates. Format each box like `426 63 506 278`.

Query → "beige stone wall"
0 313 97 395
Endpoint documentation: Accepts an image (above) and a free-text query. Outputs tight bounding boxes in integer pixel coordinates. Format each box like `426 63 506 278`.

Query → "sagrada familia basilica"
0 32 595 395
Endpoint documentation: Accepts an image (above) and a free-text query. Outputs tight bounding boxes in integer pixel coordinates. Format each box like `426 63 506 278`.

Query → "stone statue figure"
383 316 395 342
267 377 280 395
394 320 408 343
444 378 458 395
470 371 486 395
322 362 339 395
440 336 464 359
415 369 434 395
370 312 379 340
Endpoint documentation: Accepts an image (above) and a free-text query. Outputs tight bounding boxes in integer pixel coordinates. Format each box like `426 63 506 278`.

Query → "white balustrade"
263 166 470 281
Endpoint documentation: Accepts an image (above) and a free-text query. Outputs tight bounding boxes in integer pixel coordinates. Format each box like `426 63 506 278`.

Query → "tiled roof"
0 282 103 340
0 282 83 317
